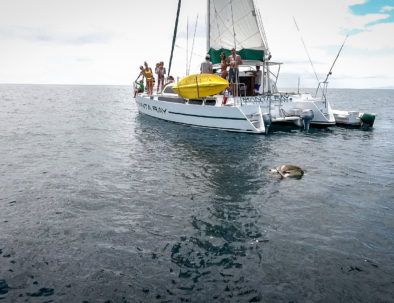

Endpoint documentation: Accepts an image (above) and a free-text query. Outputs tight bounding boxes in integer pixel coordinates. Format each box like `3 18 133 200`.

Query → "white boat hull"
333 109 376 127
235 94 336 127
135 94 266 134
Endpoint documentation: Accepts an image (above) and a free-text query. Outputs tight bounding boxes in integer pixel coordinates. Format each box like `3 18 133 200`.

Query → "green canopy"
208 48 264 64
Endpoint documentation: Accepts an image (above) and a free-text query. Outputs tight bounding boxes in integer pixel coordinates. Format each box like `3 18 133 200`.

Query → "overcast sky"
0 0 393 88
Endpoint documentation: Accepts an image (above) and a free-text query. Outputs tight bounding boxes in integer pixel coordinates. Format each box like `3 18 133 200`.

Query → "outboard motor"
300 109 314 132
262 113 272 135
360 112 376 128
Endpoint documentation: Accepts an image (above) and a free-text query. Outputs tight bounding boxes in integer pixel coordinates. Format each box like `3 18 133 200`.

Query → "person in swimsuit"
143 61 153 95
220 52 228 79
154 63 160 91
134 66 145 97
136 65 145 81
157 61 166 93
228 48 242 84
134 79 145 97
228 48 243 96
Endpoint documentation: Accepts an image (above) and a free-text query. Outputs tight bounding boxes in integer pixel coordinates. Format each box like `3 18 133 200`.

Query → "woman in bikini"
143 61 153 95
220 52 228 79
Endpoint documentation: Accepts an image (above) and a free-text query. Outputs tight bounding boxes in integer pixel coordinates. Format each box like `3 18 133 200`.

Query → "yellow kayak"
173 74 229 99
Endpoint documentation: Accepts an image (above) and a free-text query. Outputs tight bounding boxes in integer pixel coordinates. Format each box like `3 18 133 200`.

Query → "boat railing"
228 81 248 98
315 81 329 107
232 93 290 106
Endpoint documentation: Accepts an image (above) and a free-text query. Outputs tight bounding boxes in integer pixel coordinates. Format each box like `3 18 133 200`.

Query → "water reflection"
135 115 271 301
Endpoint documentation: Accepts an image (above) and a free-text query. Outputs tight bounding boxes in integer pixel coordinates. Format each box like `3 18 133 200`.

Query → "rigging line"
213 2 223 47
238 31 260 45
175 44 205 58
293 16 320 84
188 14 199 75
186 17 189 75
232 10 253 24
256 6 269 52
212 11 242 48
230 0 237 48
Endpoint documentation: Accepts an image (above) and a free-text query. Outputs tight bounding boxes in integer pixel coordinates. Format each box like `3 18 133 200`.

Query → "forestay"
208 0 268 63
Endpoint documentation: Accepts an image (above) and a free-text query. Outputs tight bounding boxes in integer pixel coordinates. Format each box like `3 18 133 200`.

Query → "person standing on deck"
254 65 262 95
135 66 145 82
220 52 228 79
228 48 242 85
157 61 166 93
143 61 154 95
200 55 213 74
154 63 160 91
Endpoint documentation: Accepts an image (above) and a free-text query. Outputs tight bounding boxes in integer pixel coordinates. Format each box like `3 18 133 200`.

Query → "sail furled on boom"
208 0 267 64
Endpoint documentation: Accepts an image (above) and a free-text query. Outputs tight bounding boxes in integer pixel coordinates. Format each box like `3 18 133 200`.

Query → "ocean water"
0 84 393 302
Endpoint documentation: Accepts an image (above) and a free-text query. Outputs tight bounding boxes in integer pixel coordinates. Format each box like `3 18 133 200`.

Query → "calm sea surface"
0 84 393 302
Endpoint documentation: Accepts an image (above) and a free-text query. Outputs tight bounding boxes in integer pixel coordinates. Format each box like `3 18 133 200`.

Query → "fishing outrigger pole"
316 34 349 103
293 17 349 104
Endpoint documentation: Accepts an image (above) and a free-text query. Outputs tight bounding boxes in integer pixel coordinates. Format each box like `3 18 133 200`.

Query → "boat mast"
168 0 182 77
207 0 210 53
253 0 271 94
186 17 189 76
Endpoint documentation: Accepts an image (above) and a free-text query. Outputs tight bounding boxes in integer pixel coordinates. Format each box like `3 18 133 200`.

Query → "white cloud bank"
0 0 393 88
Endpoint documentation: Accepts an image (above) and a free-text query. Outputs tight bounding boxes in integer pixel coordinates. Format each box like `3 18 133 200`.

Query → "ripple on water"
0 85 393 302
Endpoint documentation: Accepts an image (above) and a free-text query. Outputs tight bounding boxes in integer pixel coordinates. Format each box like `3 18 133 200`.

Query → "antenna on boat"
293 17 320 85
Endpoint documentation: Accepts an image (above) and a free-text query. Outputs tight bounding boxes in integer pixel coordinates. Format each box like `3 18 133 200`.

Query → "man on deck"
228 48 243 85
200 54 213 74
254 65 262 95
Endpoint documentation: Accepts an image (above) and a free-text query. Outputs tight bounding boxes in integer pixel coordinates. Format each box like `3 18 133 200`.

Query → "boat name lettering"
239 96 290 103
138 102 167 114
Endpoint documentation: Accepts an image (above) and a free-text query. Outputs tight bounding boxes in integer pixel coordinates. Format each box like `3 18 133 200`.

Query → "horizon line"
1 82 393 90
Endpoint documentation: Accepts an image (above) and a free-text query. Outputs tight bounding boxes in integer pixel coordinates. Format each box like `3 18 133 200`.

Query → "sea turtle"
270 165 304 179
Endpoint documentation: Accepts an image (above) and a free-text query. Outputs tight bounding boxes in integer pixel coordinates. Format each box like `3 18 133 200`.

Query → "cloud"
342 13 391 33
0 0 392 88
0 26 114 45
348 22 394 50
380 6 394 12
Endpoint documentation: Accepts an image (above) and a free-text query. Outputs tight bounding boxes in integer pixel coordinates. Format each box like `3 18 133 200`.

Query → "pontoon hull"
135 95 266 134
333 110 376 128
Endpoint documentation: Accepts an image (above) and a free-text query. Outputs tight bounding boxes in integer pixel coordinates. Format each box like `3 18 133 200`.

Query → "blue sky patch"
350 0 394 26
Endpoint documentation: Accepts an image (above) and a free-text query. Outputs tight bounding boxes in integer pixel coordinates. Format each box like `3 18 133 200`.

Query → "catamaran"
135 0 374 133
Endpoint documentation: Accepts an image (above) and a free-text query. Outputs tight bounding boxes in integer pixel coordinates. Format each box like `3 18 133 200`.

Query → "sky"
0 0 393 88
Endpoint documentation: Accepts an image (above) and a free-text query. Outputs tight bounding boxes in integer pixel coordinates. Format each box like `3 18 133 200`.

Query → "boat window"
164 86 175 94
